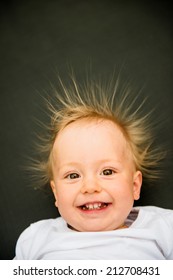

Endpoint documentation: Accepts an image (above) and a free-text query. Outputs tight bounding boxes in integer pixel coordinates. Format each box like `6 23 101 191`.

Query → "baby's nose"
80 178 102 194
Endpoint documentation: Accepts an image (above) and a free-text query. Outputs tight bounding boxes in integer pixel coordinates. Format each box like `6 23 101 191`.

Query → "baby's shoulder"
18 217 65 242
139 206 173 228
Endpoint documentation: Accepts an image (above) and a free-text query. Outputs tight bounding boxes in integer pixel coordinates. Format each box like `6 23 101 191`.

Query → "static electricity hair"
31 75 165 188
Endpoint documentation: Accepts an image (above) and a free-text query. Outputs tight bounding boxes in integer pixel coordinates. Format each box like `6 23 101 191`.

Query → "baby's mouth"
79 202 110 211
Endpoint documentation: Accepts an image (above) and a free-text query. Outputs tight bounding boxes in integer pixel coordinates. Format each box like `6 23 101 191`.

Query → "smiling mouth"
78 202 110 211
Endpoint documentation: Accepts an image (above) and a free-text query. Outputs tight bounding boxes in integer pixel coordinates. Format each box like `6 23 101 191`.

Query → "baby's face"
50 119 142 231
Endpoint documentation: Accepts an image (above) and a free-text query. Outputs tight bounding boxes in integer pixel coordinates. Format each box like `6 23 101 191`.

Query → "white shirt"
14 206 173 260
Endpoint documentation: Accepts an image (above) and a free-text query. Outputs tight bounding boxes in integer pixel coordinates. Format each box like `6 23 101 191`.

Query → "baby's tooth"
83 203 106 210
88 204 93 210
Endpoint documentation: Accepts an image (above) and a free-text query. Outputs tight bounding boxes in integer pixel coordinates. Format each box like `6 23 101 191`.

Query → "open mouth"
78 202 110 211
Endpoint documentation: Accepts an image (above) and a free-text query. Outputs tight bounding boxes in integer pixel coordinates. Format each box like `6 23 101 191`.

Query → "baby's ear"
50 180 56 193
50 180 58 208
133 171 142 200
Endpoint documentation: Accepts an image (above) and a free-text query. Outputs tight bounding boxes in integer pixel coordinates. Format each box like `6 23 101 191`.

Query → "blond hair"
31 76 165 188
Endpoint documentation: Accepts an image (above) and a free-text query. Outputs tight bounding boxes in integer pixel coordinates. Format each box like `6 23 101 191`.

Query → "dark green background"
0 0 172 259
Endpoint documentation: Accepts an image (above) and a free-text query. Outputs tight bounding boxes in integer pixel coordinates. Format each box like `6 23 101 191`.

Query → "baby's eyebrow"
56 162 81 171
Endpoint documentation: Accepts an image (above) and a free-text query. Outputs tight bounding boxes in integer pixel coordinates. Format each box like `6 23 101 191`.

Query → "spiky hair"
30 75 165 188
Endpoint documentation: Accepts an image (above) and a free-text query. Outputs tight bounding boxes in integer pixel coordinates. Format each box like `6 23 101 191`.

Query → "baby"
14 77 173 259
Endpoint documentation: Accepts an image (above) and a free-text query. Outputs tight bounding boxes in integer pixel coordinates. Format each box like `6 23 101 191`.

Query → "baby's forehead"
53 118 131 155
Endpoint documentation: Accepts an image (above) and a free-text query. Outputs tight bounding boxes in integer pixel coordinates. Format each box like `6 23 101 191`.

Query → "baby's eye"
66 173 80 179
101 169 115 176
